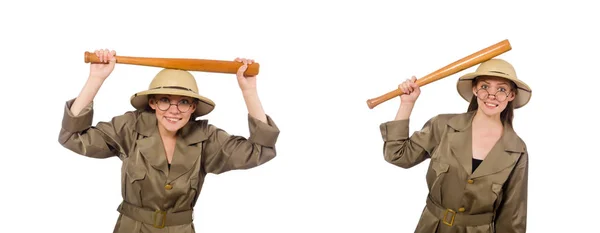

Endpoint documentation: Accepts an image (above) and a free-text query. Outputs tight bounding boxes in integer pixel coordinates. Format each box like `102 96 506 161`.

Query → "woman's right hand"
89 49 116 81
399 76 421 104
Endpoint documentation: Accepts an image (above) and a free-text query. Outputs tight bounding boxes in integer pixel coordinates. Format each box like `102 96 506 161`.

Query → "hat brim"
130 88 215 117
457 71 532 109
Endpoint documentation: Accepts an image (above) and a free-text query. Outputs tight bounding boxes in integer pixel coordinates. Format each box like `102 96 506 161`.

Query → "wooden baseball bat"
366 39 512 109
84 51 260 76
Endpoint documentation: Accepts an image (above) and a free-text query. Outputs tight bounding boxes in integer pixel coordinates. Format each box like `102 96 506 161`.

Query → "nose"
167 103 180 114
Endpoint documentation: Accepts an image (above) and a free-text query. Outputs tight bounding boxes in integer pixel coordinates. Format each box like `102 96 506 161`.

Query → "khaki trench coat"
58 98 280 233
380 111 528 233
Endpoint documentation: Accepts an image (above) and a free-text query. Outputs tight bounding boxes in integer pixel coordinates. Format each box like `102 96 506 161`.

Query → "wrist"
88 75 106 83
242 88 258 97
400 101 416 107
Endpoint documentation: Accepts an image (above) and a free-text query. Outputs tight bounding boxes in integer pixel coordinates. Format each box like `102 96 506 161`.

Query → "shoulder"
179 117 218 142
188 118 211 131
430 113 461 122
425 112 468 128
510 128 529 153
96 110 140 128
120 110 145 125
107 110 153 135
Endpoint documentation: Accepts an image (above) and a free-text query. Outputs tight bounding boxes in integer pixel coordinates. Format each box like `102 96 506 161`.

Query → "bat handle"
84 51 112 63
366 88 406 109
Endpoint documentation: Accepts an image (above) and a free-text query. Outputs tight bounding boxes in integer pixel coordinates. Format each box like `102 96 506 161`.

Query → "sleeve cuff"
380 119 410 141
61 98 94 133
247 114 280 147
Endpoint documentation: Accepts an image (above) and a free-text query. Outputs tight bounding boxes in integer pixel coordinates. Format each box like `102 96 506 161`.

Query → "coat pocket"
432 161 450 176
124 163 147 204
429 160 450 201
126 164 147 183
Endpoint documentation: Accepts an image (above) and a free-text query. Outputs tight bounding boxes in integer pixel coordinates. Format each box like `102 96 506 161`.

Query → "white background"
1 0 598 232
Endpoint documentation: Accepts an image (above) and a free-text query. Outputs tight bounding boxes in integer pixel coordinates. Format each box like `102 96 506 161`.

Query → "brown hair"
467 77 518 127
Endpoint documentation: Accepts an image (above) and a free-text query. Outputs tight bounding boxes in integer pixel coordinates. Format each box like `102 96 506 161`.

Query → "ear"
507 91 516 102
148 98 157 110
190 102 197 111
472 85 478 95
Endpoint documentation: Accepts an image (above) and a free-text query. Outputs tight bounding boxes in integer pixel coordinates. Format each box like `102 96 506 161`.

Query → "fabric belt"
426 197 494 227
117 201 194 229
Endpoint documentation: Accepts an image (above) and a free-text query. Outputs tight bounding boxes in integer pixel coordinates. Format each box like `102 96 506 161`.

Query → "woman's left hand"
235 57 257 92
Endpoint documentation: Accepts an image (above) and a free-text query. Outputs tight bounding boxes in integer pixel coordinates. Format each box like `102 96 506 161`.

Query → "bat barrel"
84 51 260 76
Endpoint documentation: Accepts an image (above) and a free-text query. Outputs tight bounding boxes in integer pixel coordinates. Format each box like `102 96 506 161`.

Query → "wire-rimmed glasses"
475 88 509 102
155 97 193 113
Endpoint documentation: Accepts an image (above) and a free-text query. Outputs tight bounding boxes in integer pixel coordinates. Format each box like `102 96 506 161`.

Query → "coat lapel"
445 110 526 178
447 112 476 175
166 120 208 183
135 112 169 176
471 125 525 179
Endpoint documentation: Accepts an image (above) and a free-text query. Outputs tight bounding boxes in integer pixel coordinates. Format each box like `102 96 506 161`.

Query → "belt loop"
117 202 123 211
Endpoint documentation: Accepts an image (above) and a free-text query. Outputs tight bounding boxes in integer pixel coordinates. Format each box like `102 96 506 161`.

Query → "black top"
472 158 483 173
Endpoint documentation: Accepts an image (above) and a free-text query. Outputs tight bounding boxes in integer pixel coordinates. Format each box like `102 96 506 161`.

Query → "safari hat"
130 69 215 116
457 59 532 109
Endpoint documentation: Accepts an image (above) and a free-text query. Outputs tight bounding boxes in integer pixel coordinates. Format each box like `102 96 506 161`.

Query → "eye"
179 99 190 105
159 97 170 103
498 87 507 92
481 84 488 89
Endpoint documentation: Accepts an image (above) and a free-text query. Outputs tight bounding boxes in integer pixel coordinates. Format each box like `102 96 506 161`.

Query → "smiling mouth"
164 116 182 123
485 102 499 108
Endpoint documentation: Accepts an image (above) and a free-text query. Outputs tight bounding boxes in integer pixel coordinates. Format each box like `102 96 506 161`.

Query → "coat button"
165 184 173 190
467 179 474 184
458 207 465 212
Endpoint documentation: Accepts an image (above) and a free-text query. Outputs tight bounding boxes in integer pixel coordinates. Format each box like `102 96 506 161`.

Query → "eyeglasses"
155 97 194 113
476 88 510 102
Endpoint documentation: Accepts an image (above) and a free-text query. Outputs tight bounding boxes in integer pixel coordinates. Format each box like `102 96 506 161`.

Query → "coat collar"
134 111 208 183
446 111 525 178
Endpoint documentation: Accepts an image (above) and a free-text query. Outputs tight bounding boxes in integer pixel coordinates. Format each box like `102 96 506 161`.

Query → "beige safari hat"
457 59 532 109
130 69 215 116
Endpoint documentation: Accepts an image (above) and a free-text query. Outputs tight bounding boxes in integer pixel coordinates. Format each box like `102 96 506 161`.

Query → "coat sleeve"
201 114 280 174
494 149 528 233
379 115 445 168
58 98 133 159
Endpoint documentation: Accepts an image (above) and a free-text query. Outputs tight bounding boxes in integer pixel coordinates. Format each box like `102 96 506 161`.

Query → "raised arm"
200 57 280 174
59 99 134 159
70 49 116 116
380 76 443 168
201 115 280 174
58 49 131 159
380 114 445 168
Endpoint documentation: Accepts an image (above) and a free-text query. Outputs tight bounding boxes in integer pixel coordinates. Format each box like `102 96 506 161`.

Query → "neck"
158 125 178 139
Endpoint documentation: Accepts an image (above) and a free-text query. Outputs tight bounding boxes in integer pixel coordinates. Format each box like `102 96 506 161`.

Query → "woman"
379 59 530 233
58 49 280 233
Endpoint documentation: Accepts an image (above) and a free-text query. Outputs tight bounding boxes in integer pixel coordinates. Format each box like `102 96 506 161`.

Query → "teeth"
485 102 497 107
166 117 180 122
